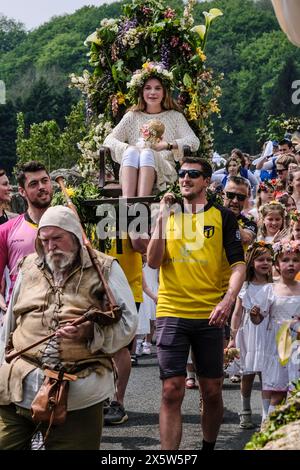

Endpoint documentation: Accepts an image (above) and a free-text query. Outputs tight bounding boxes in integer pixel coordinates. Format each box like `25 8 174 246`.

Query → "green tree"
16 100 87 171
0 15 26 54
0 100 17 174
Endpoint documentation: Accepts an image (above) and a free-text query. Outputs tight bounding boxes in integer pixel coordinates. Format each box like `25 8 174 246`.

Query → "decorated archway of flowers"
71 0 223 177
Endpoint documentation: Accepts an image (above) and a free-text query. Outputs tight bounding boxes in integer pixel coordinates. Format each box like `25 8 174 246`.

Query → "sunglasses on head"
178 169 204 179
225 191 247 202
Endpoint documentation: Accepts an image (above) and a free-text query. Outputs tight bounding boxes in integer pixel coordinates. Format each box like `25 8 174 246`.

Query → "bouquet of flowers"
223 347 240 367
139 119 165 147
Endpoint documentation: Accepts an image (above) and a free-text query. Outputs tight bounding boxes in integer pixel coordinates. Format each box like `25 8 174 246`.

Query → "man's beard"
28 190 52 209
45 249 78 273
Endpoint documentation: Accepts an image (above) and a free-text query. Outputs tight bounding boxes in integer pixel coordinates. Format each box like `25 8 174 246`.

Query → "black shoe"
104 401 128 425
131 354 138 366
103 398 110 415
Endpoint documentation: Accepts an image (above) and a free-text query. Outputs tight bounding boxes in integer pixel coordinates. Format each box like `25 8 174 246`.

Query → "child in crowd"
228 241 274 428
248 181 275 222
262 240 300 416
257 201 286 243
136 255 158 356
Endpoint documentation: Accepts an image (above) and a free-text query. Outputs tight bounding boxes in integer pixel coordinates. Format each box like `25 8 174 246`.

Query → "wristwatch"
167 142 173 151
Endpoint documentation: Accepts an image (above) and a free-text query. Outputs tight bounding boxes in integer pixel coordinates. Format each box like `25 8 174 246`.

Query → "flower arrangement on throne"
70 0 223 178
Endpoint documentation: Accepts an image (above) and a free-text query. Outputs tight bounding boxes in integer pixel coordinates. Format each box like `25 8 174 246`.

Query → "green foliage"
245 380 300 450
257 114 300 143
51 181 101 225
0 15 26 54
0 100 17 174
16 100 87 172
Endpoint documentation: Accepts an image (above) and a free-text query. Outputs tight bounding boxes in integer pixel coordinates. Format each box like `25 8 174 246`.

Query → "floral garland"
127 61 174 101
273 240 300 260
246 240 274 255
258 180 276 192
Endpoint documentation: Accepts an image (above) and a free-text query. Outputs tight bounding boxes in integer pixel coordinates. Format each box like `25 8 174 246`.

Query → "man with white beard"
0 205 138 450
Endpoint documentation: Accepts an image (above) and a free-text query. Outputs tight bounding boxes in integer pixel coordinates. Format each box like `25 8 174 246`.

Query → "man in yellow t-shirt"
148 157 245 451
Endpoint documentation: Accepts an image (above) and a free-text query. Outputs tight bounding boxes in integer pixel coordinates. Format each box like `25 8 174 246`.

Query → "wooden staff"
55 175 120 311
5 307 112 364
5 176 122 363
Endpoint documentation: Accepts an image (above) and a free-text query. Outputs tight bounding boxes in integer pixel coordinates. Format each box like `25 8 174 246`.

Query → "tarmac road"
101 352 261 451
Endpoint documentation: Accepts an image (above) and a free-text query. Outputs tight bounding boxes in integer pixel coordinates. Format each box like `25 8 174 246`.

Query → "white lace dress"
104 110 200 191
237 282 273 374
262 293 300 391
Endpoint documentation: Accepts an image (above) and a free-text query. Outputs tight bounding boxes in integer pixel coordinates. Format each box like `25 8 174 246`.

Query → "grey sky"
0 0 118 30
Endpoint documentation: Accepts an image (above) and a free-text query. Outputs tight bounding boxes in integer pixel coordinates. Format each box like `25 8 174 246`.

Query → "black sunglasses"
225 191 247 202
178 169 204 179
276 169 286 174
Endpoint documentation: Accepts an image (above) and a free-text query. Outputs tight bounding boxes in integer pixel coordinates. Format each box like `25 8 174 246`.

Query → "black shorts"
156 317 224 380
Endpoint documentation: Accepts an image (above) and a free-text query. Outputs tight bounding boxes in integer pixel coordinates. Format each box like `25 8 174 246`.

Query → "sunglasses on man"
178 169 205 179
225 191 247 202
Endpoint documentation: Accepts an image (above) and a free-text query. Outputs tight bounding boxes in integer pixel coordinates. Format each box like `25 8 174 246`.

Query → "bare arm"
209 263 246 327
227 296 243 348
142 271 158 304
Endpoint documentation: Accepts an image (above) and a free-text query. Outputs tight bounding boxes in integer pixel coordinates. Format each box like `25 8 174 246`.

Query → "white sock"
268 404 276 415
262 398 271 420
241 394 251 412
187 371 196 380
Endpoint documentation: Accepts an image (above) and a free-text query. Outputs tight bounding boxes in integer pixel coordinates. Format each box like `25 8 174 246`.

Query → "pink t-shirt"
0 214 38 299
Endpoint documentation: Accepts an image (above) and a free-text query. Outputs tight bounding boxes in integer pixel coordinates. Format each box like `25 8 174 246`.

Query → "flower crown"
258 180 276 192
247 240 273 255
289 209 300 223
259 200 286 215
127 61 173 98
273 240 300 260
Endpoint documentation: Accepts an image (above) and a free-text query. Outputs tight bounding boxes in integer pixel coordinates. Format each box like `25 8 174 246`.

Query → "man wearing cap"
0 205 138 450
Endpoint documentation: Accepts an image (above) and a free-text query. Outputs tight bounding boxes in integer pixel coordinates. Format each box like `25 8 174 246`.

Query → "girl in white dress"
136 257 158 355
228 241 274 428
104 61 199 198
262 240 300 416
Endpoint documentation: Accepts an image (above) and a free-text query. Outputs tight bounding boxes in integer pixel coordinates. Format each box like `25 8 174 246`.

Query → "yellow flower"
187 103 197 120
116 92 125 105
196 47 206 62
66 187 75 198
209 98 220 114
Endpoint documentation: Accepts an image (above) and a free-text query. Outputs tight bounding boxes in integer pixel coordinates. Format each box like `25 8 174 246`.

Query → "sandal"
185 377 198 389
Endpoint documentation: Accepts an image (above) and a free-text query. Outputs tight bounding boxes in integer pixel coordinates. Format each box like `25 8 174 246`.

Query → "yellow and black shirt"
156 201 245 319
107 236 143 303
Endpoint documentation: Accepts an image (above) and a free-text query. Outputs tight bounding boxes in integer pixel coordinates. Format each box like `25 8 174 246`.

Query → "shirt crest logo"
203 225 215 239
